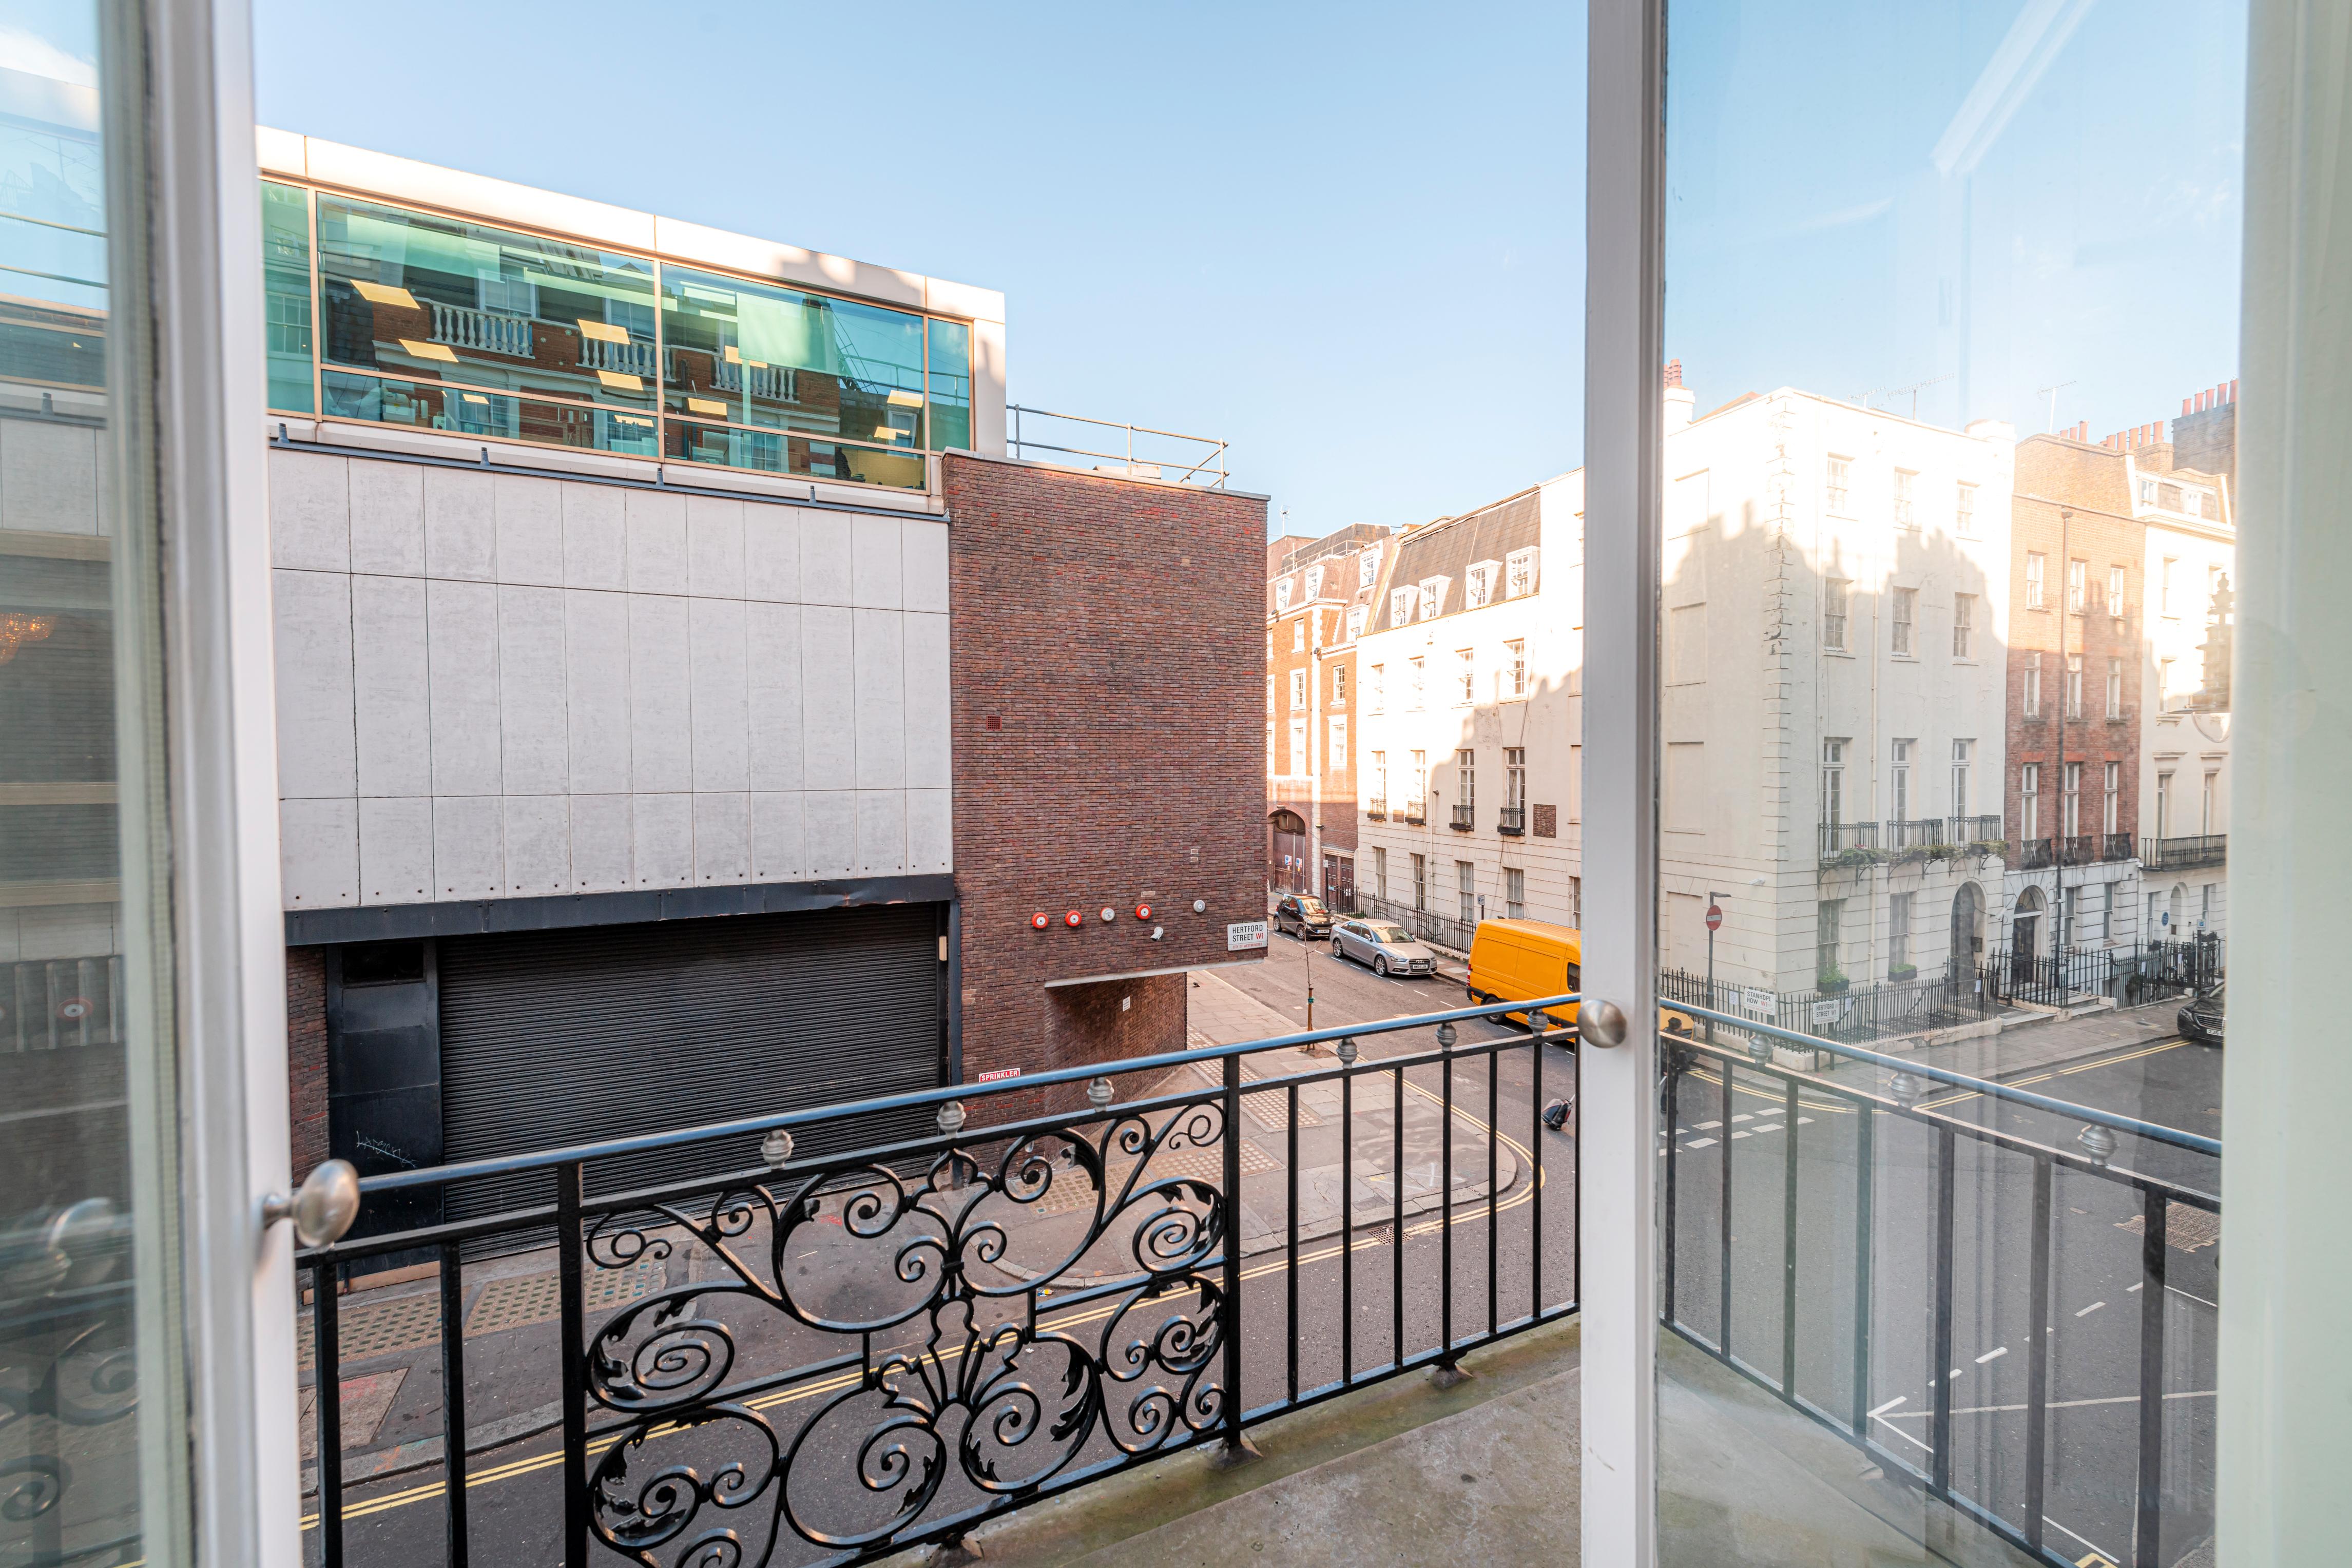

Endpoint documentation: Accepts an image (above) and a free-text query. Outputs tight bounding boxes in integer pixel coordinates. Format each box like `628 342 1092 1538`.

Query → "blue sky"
251 1 2242 539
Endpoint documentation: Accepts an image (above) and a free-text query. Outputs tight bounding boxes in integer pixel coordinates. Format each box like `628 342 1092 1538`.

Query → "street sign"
1809 999 1845 1027
1227 920 1269 952
1705 904 1723 932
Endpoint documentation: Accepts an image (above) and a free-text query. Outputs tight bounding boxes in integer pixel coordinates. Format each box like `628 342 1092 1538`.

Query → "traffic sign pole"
1704 898 1726 1045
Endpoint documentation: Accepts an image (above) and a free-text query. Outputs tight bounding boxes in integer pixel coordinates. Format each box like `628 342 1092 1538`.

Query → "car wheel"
1374 955 1390 978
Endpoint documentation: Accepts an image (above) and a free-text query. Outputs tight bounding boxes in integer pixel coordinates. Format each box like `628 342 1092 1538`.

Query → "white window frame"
1455 647 1476 704
1466 559 1500 608
1418 576 1447 621
1275 577 1295 611
1391 586 1416 625
1890 586 1916 655
1507 546 1540 598
2026 551 2047 609
1506 637 1528 696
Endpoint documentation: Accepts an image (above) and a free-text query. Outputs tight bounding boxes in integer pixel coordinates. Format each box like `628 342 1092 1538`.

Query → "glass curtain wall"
262 182 974 491
0 0 185 1560
1653 4 2240 1564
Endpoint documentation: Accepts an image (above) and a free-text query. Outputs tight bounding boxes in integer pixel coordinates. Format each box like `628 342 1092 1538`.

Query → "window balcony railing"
1882 818 1943 851
2142 833 2227 870
2103 830 2134 861
2059 833 2100 865
1950 814 2003 844
296 998 1579 1565
2013 837 2057 869
581 334 659 380
1818 820 1878 863
1450 803 1476 831
1497 804 1527 835
1364 797 1386 821
428 301 533 358
1401 802 1426 825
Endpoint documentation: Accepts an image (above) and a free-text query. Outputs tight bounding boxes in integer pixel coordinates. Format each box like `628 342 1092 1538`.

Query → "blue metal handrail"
1671 1001 2220 1156
352 993 1582 1194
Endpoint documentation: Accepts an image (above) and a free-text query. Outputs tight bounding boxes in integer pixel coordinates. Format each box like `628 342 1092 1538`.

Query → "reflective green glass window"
314 196 658 442
0 90 107 396
261 180 312 412
927 317 971 452
659 265 928 466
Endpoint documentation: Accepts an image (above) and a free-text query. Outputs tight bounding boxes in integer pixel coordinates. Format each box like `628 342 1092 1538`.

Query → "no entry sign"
1705 904 1723 932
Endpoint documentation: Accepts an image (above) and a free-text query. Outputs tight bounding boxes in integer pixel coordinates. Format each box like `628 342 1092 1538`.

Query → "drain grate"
465 1259 667 1337
2116 1205 2221 1252
299 1293 443 1372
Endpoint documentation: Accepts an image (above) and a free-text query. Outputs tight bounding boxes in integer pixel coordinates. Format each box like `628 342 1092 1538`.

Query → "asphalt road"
309 930 1580 1567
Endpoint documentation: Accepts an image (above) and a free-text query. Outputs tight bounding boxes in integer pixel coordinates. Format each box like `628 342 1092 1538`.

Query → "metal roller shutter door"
439 905 944 1229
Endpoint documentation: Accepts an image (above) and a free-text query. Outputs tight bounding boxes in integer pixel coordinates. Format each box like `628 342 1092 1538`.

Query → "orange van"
1467 919 1696 1036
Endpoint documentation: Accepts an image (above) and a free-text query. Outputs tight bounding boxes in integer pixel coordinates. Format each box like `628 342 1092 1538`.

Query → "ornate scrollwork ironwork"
583 1101 1231 1565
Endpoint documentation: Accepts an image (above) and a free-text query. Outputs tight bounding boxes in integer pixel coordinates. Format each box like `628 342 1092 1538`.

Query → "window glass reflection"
261 180 312 412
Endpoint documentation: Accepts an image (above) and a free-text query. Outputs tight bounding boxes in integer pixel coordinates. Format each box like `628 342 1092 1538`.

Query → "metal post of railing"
1930 1124 1957 1497
1849 1090 1874 1436
1780 1075 1800 1396
1392 1060 1406 1366
1719 1058 1734 1351
1341 1046 1355 1384
1437 1022 1456 1369
1533 1035 1547 1315
1487 1041 1499 1336
2134 1189 2170 1568
440 1240 471 1567
2025 1156 2054 1556
1663 1050 1680 1323
313 1260 343 1567
557 1162 590 1567
1219 1054 1248 1459
1285 1080 1299 1407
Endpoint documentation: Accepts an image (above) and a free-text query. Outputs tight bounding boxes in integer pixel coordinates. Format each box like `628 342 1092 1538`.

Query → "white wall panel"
800 512 853 605
686 495 745 598
348 458 425 575
851 514 903 609
358 796 434 904
12 904 119 962
901 519 949 613
906 788 952 875
272 569 356 799
493 473 565 587
565 590 632 794
503 795 571 896
632 793 692 886
804 790 856 877
569 793 632 893
746 601 805 790
1 419 98 533
692 791 751 884
427 578 503 796
267 450 349 571
498 585 570 794
688 596 750 791
852 608 906 789
432 795 504 898
279 797 358 907
801 606 856 790
902 611 950 790
628 595 692 792
750 791 805 882
561 480 627 590
856 790 907 875
743 503 801 601
626 488 687 594
351 573 433 797
423 467 496 580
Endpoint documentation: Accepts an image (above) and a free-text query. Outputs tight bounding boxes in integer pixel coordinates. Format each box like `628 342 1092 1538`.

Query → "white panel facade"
269 448 955 911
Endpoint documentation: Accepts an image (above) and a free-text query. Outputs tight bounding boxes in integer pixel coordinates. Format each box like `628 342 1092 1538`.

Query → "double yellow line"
305 1061 1550 1531
1915 1037 2184 1112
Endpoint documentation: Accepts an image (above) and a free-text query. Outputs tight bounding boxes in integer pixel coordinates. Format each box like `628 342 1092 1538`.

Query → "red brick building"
1265 524 1390 908
2004 435 2145 953
949 454 1267 1113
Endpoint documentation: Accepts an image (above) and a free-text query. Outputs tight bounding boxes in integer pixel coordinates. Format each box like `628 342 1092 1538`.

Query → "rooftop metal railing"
1007 404 1229 488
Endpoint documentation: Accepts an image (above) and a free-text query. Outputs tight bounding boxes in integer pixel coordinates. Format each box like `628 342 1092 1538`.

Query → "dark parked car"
2179 984 2224 1046
1273 894 1335 939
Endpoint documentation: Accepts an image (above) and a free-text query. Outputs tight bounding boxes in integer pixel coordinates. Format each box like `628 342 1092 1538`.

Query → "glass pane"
927 316 971 452
261 179 313 412
658 263 930 466
315 193 659 442
1656 4 2239 1563
0 1 181 1561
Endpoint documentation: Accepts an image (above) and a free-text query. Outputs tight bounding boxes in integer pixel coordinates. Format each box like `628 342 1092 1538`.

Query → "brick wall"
945 454 1265 1102
286 945 329 1183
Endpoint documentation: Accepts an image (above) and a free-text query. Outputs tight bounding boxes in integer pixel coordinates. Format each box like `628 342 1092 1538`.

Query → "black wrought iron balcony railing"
2013 837 2057 869
1401 802 1426 825
1364 797 1386 821
1497 804 1527 835
1818 821 1878 863
295 999 1580 1568
1660 1004 2219 1568
1950 814 2004 844
2142 833 2227 869
2102 831 2133 862
1883 818 1944 851
2059 834 2099 865
1450 803 1476 830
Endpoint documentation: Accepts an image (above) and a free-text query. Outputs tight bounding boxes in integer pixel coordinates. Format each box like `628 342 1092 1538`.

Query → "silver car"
1333 918 1439 978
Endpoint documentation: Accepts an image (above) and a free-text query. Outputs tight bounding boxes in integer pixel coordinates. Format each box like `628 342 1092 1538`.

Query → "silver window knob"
1580 999 1629 1048
263 1159 361 1248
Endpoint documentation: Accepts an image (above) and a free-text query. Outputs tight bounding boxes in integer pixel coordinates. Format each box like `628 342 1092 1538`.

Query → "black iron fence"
1657 967 1995 1047
1661 1006 2220 1568
2122 936 2225 1002
1355 892 1474 954
296 1000 1577 1567
1987 944 2118 1008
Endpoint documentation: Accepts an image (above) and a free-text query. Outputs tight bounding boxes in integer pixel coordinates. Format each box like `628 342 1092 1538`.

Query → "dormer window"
1359 547 1382 587
1507 547 1539 598
1305 564 1325 598
1347 605 1367 641
1390 586 1415 625
1275 578 1295 612
1466 560 1500 609
1418 576 1448 621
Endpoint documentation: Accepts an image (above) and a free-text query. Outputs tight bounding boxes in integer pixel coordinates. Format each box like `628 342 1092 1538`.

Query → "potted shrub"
1888 961 1918 981
1817 968 1850 995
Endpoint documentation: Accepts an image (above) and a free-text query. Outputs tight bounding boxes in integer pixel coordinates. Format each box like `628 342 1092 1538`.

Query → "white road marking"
2127 1282 2144 1293
2041 1511 2117 1563
1975 1346 2008 1364
2168 1284 2219 1308
1871 1412 1933 1453
1685 1137 1718 1149
1695 1120 1722 1130
1751 1122 1784 1133
2075 1301 2106 1317
1867 1395 1907 1418
1880 1389 2215 1421
1732 1113 1755 1122
1731 1131 1751 1139
1797 1116 1816 1125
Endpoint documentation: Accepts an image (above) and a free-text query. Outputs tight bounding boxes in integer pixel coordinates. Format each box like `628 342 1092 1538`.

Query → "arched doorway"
1950 881 1984 977
1268 808 1308 894
2011 885 2045 985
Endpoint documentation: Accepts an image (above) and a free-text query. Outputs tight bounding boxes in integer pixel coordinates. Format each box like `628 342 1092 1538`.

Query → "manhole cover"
2115 1205 2221 1252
